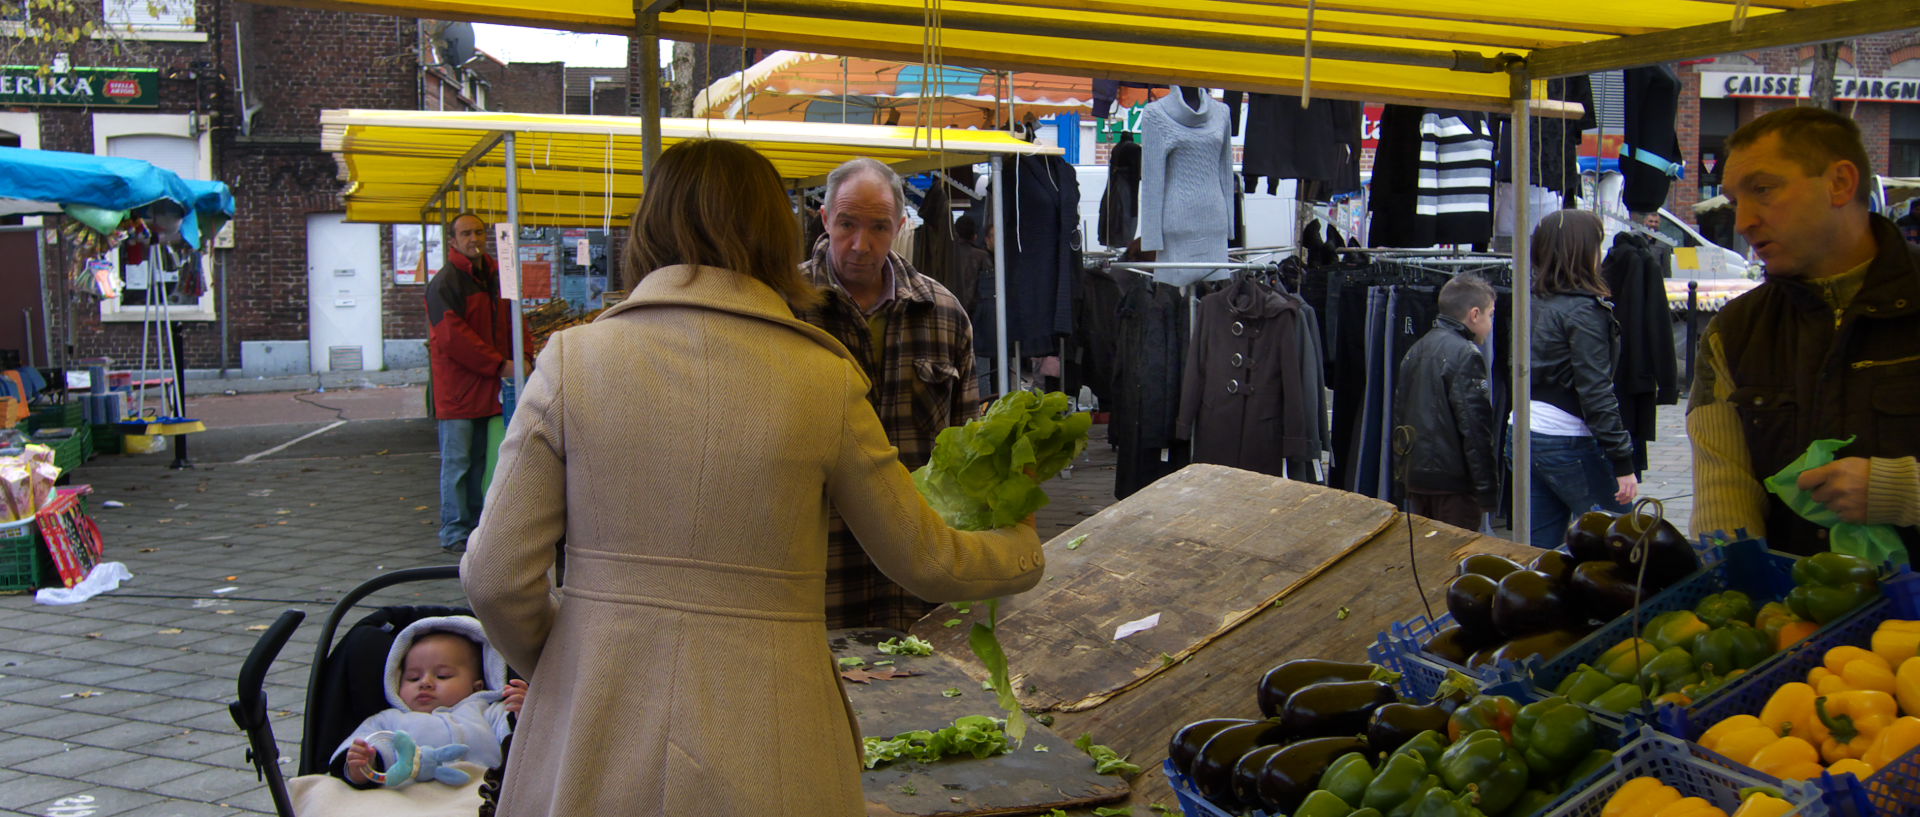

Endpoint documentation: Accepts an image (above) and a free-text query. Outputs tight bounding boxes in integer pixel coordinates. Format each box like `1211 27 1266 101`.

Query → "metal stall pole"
1510 70 1534 544
504 133 527 403
638 8 662 183
991 155 1010 398
1685 281 1699 389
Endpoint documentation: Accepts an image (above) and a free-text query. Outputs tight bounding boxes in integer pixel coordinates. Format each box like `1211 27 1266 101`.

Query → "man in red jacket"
427 213 513 554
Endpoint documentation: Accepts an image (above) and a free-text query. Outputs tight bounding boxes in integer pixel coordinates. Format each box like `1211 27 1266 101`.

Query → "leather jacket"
1393 315 1499 509
1531 290 1635 475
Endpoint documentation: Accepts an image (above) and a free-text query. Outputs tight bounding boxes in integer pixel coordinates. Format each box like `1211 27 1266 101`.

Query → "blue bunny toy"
373 730 472 788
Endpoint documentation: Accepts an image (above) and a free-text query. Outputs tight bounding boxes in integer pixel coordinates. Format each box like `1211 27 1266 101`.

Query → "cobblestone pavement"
0 399 1691 816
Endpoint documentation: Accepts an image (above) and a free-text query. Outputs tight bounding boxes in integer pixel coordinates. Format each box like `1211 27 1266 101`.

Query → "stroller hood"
382 615 508 711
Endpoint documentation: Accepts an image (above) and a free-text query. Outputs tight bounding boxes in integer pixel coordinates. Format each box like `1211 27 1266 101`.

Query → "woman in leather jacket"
1520 210 1640 545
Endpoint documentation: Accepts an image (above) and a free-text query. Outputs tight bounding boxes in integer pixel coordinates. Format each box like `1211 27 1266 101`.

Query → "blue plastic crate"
1543 728 1823 817
1653 593 1920 817
1367 611 1524 701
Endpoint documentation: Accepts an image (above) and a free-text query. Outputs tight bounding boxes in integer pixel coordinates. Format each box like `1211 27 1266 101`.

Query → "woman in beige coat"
461 139 1045 816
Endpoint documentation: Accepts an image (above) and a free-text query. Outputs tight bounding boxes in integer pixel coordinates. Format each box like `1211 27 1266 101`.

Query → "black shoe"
442 541 468 555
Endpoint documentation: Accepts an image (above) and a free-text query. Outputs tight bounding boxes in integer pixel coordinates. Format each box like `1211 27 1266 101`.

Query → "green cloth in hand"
1762 435 1907 566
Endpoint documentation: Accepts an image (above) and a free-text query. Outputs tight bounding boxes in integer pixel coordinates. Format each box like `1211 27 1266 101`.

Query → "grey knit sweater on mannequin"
1139 87 1235 287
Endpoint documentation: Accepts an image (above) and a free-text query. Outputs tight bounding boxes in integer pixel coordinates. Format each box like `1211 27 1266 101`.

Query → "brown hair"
621 139 816 308
1437 273 1496 321
1530 209 1609 298
1727 106 1874 206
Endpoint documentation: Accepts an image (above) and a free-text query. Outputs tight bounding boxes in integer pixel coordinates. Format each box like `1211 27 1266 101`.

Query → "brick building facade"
0 0 494 376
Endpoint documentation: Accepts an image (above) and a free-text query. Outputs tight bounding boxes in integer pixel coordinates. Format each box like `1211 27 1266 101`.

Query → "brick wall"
477 60 564 114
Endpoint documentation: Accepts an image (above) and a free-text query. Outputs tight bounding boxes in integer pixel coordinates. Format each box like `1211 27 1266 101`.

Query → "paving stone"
0 735 75 766
4 711 122 741
113 699 228 728
11 745 145 777
132 731 247 764
0 775 94 811
97 672 211 696
47 690 174 717
52 664 152 687
72 755 211 790
65 721 183 751
141 765 260 802
113 800 247 817
58 787 167 817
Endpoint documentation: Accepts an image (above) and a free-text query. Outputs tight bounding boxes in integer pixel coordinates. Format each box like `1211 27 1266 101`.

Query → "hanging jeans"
438 417 493 550
1517 432 1629 547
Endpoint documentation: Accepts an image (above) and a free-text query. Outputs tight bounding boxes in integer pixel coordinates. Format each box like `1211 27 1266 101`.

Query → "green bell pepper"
1635 646 1699 695
1788 552 1880 624
1588 682 1646 714
1594 638 1659 683
1436 729 1527 816
1362 752 1433 814
1560 749 1615 789
1511 697 1597 779
1409 786 1490 817
1318 751 1376 807
1690 622 1772 675
1695 590 1757 628
1507 788 1558 817
1446 695 1520 743
1394 730 1448 769
1553 666 1617 705
1386 775 1445 817
1295 788 1352 817
1642 610 1713 652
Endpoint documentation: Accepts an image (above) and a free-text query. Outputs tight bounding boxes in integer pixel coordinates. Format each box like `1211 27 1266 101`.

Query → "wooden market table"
906 463 1544 810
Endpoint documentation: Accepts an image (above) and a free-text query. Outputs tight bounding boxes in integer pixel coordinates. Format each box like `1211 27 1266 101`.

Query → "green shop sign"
0 66 158 108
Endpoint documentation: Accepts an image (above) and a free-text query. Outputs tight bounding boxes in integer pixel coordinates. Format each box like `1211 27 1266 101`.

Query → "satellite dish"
439 22 476 67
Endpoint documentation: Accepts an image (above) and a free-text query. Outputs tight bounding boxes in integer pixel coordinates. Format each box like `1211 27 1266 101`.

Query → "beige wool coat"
461 265 1045 816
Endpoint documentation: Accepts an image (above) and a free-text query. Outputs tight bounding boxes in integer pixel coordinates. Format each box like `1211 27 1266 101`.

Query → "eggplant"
1607 512 1701 591
1168 718 1255 778
1491 629 1581 665
1458 553 1524 580
1565 511 1618 563
1569 559 1640 621
1254 735 1368 814
1257 659 1382 719
1279 680 1399 739
1192 721 1286 807
1466 644 1500 668
1230 744 1286 809
1445 573 1500 641
1366 701 1451 755
1529 549 1577 585
1420 623 1476 665
1492 569 1568 639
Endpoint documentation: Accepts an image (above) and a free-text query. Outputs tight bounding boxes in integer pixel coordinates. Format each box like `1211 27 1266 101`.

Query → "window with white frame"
101 0 199 38
95 113 215 322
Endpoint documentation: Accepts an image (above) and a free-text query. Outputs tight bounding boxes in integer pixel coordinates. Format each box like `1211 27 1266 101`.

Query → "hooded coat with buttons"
1177 276 1311 476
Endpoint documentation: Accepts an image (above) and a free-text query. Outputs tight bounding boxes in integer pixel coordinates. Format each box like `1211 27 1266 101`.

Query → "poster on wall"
519 241 554 303
392 225 443 285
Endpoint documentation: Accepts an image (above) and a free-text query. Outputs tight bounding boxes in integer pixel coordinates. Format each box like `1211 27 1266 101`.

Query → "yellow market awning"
320 109 1061 226
264 0 1914 112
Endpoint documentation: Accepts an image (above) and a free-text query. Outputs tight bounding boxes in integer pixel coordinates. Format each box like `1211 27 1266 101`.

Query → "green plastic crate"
0 520 52 593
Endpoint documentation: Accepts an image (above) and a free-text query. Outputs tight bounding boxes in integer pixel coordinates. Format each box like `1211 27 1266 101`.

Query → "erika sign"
1700 70 1920 104
0 66 159 108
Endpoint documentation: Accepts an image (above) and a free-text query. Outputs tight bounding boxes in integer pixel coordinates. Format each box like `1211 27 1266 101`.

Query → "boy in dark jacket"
1393 275 1499 531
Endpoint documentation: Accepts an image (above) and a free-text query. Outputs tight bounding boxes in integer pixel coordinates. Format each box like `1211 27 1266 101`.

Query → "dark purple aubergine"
1492 570 1568 639
1257 659 1381 718
1168 718 1255 779
1445 573 1501 642
1254 735 1370 814
1191 721 1287 807
1529 549 1577 585
1279 680 1399 739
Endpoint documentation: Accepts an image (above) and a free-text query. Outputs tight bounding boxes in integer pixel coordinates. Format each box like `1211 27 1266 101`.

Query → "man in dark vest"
1688 107 1920 558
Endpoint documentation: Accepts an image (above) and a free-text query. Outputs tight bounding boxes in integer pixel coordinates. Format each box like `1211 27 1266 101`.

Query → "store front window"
1892 103 1920 177
94 113 215 322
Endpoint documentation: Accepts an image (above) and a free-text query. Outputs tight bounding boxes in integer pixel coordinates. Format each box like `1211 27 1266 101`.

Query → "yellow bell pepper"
1829 757 1876 778
1759 683 1832 745
1826 646 1898 695
1749 735 1824 780
1700 714 1765 748
1730 791 1795 817
1898 656 1920 717
1652 797 1728 817
1604 777 1682 817
1809 667 1852 696
1863 715 1920 769
1872 620 1920 667
1716 726 1788 767
1816 689 1898 762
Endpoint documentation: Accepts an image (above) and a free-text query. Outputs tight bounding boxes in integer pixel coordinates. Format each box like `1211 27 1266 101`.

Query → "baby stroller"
230 565 506 816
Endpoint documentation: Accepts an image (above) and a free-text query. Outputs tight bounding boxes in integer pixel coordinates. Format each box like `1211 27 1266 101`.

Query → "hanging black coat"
1622 65 1683 214
1176 276 1312 477
1493 76 1595 202
1005 154 1080 349
1099 136 1142 249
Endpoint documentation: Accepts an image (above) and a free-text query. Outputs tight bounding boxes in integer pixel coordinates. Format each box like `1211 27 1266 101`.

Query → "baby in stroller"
331 615 526 788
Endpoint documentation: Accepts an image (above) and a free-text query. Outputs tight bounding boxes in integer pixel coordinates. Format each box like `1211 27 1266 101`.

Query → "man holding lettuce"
795 158 981 631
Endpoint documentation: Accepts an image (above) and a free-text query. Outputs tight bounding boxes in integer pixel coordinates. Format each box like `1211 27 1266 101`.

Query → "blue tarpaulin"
0 146 235 248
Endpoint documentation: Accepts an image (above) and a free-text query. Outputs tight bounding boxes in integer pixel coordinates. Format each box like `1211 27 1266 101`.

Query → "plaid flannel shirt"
795 236 980 630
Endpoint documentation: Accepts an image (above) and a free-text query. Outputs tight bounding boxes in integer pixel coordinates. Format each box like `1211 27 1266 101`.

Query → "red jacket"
426 252 513 420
